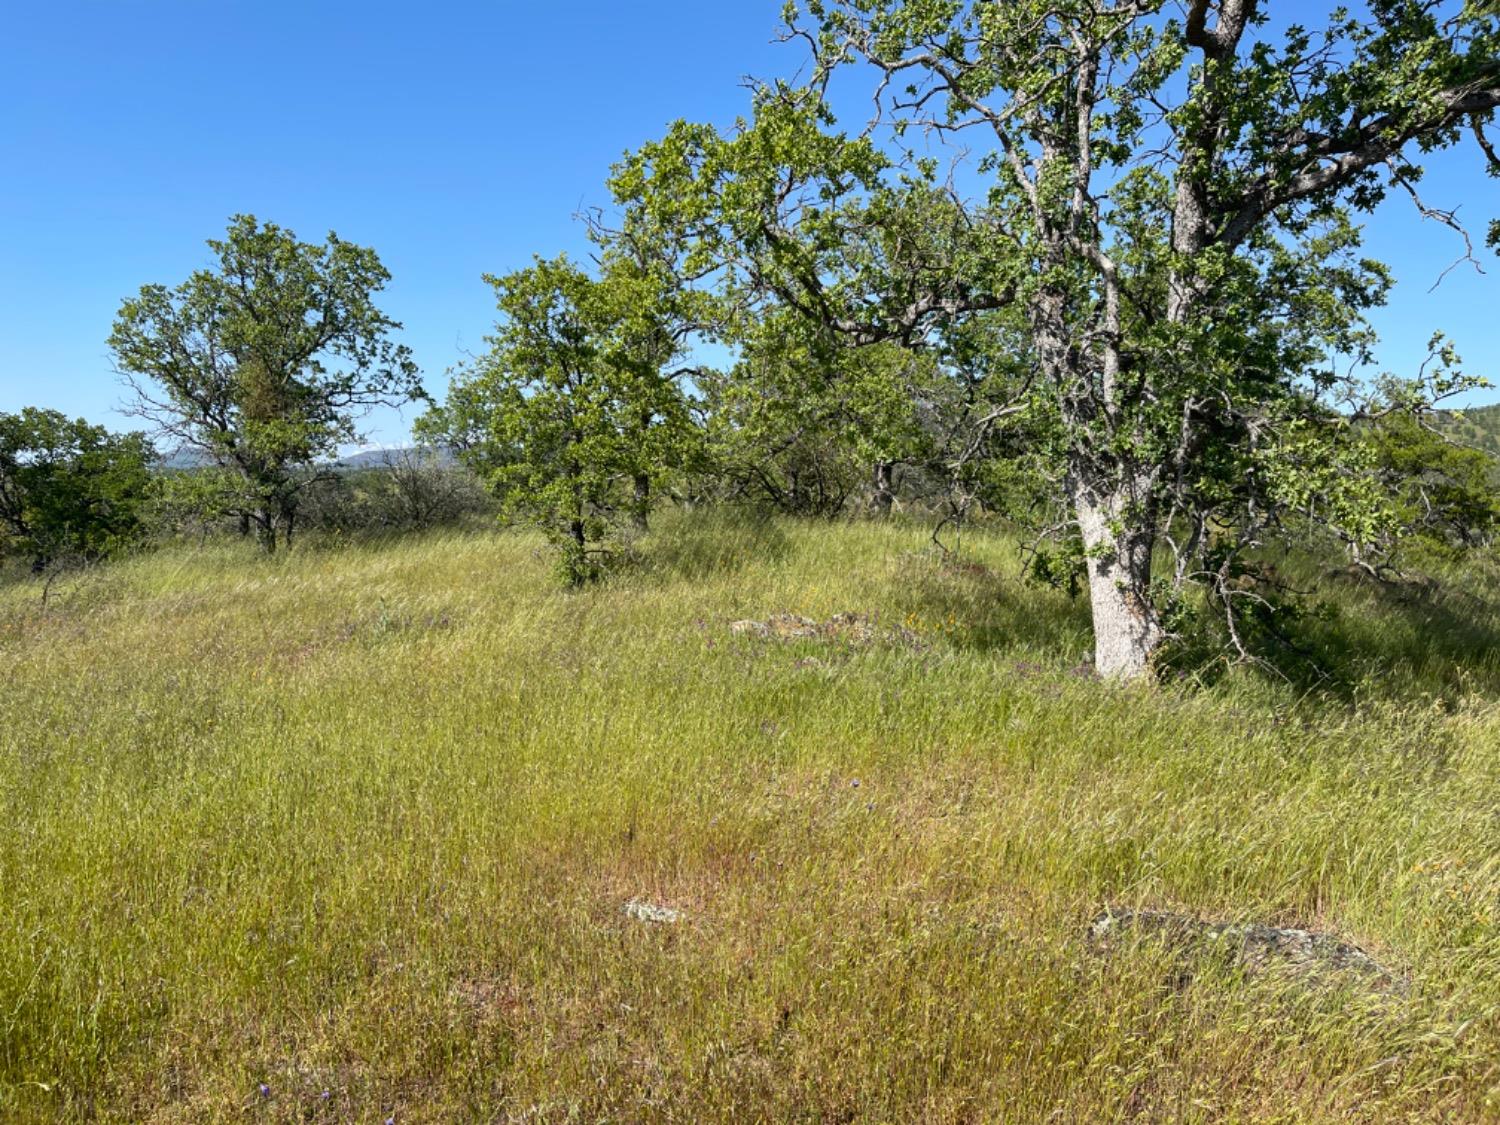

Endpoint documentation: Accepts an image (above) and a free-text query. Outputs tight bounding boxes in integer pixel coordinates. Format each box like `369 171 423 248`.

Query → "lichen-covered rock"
820 612 878 643
730 614 818 639
1089 907 1405 994
624 900 682 925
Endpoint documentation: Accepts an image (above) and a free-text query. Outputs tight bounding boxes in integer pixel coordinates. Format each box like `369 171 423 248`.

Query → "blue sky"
2 1 1497 447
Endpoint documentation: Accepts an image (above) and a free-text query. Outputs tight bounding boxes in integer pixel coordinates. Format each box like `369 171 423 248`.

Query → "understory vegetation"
3 515 1500 1122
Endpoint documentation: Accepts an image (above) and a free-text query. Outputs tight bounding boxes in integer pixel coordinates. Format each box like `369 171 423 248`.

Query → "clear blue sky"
2 1 1497 447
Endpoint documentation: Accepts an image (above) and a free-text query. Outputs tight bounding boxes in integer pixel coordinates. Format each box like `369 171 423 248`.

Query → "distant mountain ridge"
336 447 459 470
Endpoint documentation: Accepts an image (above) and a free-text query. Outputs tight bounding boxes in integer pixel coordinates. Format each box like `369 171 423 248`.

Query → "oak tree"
421 254 699 584
110 215 422 551
613 0 1500 677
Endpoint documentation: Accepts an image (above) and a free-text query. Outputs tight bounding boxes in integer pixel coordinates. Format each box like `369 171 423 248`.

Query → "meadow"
2 515 1500 1122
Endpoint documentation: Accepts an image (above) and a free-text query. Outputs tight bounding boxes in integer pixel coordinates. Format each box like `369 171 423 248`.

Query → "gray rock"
728 612 913 647
1089 907 1405 993
624 900 682 925
731 614 818 639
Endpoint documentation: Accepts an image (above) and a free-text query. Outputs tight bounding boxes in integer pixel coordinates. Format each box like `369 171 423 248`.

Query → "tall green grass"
2 515 1498 1121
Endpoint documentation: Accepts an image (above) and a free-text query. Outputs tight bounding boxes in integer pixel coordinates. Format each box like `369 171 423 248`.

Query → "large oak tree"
613 0 1500 678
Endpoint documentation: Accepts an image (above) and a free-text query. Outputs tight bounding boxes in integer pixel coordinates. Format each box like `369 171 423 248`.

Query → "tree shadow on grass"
635 509 794 583
1146 552 1500 704
888 545 1500 704
883 549 1094 664
1285 569 1500 703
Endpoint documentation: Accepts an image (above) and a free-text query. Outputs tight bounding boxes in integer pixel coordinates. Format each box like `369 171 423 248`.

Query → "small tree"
583 208 719 530
0 408 153 571
109 215 423 552
421 255 699 584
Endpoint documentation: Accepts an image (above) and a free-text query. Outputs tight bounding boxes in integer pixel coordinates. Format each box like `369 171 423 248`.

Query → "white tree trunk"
1073 474 1163 681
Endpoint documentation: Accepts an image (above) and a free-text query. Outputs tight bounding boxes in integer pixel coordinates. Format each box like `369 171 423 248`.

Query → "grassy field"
3 515 1500 1122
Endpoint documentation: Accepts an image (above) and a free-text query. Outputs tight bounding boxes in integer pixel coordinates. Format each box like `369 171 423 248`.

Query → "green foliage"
1025 537 1087 597
1365 412 1500 551
1431 401 1500 458
422 254 700 585
702 309 943 515
109 215 423 551
0 408 153 569
147 464 249 542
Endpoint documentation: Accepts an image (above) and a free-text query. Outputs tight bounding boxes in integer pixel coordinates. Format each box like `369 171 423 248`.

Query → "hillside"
1433 402 1500 458
3 518 1500 1121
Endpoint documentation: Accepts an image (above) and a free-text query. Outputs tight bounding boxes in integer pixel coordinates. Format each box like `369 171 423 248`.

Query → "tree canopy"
0 408 153 570
420 252 700 584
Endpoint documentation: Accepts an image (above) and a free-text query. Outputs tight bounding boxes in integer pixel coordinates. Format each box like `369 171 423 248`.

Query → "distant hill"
1432 403 1500 458
334 447 459 470
155 448 215 471
154 446 458 473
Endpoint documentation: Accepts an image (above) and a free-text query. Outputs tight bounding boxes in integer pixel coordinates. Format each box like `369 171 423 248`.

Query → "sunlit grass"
2 514 1498 1121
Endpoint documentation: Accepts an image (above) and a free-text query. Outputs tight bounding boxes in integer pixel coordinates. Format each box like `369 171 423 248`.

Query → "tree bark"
1071 469 1164 681
872 461 895 517
631 473 650 532
254 508 278 554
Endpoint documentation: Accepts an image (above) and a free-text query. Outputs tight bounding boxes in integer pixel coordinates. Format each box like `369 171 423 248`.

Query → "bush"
0 408 154 572
295 452 496 537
